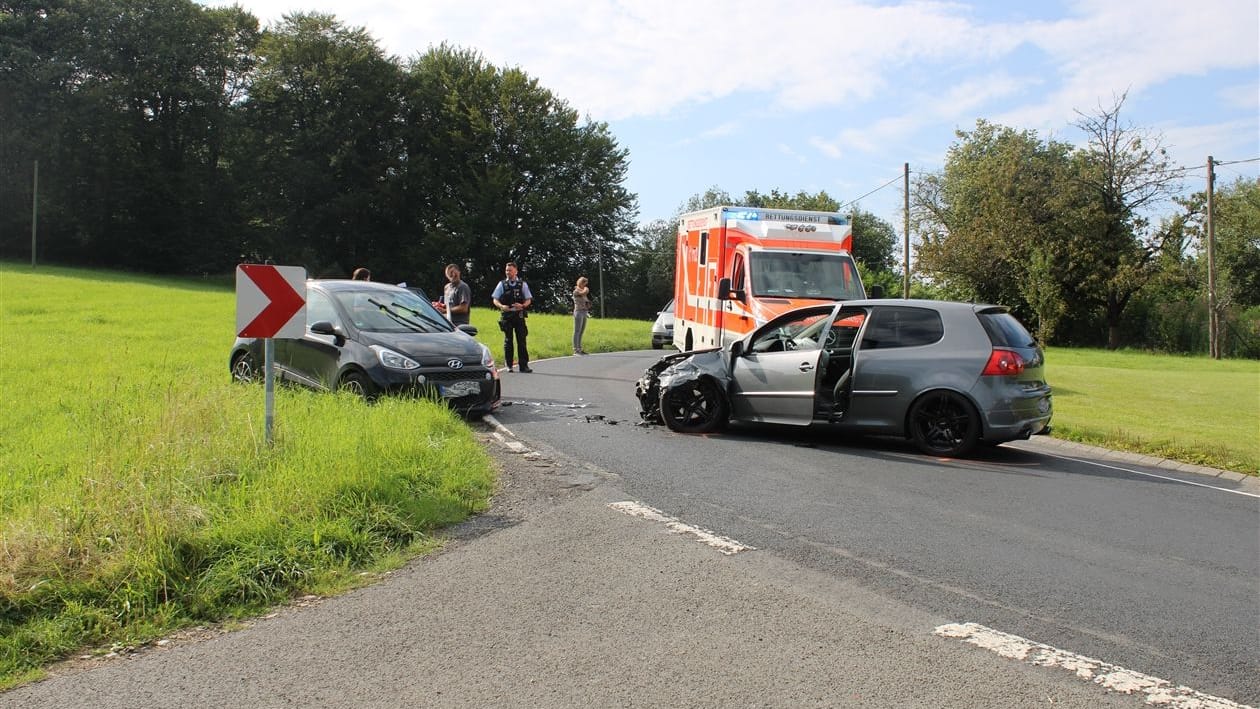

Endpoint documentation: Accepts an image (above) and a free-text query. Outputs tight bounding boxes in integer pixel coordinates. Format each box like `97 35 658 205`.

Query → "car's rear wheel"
652 340 663 349
231 351 258 383
908 391 979 457
660 378 728 434
338 370 377 400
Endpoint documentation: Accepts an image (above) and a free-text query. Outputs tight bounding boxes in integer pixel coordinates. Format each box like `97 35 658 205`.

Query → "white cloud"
700 122 739 140
203 0 1257 125
992 0 1259 132
1162 119 1260 170
202 0 1030 120
808 136 844 160
1219 82 1260 111
778 143 809 164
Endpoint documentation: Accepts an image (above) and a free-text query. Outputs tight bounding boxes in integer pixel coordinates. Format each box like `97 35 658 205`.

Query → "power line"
840 173 905 210
1213 156 1260 167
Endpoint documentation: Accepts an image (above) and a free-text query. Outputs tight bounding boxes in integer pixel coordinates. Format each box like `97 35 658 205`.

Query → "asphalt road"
4 350 1256 708
487 350 1260 704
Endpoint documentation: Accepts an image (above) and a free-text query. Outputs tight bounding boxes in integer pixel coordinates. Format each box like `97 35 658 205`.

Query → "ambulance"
673 206 866 351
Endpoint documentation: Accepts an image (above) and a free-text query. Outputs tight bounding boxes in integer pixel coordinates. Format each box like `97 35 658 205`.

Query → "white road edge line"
608 501 756 556
934 622 1254 709
482 414 515 438
1035 451 1259 499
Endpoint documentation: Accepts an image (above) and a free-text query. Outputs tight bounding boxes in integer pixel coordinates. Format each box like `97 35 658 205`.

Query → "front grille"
424 370 488 382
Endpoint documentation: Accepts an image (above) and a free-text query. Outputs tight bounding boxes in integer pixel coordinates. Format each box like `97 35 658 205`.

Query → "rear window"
860 306 943 349
978 310 1036 347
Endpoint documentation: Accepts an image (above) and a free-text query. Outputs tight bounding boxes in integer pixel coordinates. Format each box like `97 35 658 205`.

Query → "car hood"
657 348 728 390
359 330 485 364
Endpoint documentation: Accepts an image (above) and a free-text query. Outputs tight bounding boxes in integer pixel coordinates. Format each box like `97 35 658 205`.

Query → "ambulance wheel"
660 378 727 434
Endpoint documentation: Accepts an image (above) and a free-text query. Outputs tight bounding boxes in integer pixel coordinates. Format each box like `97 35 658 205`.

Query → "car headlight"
479 343 495 368
370 345 419 370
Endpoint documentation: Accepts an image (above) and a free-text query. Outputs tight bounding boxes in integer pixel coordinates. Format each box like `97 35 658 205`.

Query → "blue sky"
202 0 1259 231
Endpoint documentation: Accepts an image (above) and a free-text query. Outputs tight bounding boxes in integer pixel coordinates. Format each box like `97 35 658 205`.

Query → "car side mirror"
717 277 746 302
457 324 479 336
309 320 345 345
729 340 744 358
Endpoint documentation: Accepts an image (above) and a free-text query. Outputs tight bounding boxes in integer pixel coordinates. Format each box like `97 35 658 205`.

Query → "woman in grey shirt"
572 276 591 355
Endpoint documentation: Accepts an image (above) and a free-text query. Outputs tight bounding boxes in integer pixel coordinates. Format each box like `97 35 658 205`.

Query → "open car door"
728 304 836 425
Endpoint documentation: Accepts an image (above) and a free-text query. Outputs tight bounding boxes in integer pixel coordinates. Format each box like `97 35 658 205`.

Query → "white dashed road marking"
935 622 1254 708
609 501 756 555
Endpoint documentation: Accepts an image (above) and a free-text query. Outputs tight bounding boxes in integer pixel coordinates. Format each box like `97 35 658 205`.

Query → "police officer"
491 261 533 372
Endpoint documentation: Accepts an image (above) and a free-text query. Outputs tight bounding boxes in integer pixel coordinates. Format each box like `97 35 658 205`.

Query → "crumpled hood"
657 348 730 391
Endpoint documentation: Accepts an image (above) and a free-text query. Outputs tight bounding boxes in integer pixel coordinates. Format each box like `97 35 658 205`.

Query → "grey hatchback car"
635 299 1051 457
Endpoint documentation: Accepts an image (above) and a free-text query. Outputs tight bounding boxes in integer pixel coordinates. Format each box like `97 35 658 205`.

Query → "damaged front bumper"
635 348 729 424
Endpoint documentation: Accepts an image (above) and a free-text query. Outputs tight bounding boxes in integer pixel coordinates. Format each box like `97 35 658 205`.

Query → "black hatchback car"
229 280 500 416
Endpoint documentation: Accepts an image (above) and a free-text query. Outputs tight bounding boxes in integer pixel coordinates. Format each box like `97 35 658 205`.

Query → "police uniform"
493 277 531 370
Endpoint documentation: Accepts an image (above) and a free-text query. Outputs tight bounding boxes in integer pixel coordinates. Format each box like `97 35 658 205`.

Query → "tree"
1205 178 1260 308
0 0 260 272
397 45 636 310
1066 93 1183 348
233 13 402 277
849 208 897 274
912 96 1184 347
677 186 733 214
912 120 1077 337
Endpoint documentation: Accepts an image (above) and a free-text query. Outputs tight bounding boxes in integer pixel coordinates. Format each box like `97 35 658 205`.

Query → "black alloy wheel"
231 351 258 383
660 378 728 434
908 390 980 457
338 370 378 400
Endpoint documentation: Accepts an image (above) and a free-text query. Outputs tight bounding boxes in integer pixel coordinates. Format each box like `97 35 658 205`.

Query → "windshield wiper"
381 300 453 331
366 298 430 332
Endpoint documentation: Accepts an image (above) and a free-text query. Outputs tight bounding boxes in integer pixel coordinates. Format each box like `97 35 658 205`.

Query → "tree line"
910 99 1258 356
2 2 1254 355
1 0 636 311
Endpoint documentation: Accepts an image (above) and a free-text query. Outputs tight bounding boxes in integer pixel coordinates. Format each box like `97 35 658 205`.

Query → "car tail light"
982 348 1025 376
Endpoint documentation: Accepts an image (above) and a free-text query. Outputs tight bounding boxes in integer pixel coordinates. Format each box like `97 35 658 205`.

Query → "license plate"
440 380 480 398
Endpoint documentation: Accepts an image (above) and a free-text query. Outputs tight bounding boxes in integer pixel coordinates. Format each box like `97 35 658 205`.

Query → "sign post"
236 265 307 444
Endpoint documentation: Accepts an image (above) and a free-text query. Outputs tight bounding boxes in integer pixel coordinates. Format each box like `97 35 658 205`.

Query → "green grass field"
0 262 1256 688
1045 348 1259 474
0 264 495 688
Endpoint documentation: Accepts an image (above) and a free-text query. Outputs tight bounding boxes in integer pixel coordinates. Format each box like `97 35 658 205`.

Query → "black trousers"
500 316 529 367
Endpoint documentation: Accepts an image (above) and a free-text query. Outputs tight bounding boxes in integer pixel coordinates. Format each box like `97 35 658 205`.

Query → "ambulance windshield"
748 252 865 300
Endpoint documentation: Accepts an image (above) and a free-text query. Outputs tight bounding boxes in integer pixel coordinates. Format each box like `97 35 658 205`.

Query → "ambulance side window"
732 253 746 291
699 231 708 265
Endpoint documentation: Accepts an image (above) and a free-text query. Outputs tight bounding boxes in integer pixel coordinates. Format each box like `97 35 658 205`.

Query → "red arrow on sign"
238 264 306 338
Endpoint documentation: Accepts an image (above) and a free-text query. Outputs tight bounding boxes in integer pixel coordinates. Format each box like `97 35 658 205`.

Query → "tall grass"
0 264 495 687
1045 348 1259 474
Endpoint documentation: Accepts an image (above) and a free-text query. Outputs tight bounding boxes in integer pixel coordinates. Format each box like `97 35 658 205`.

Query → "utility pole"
30 160 39 267
1206 156 1218 359
597 240 605 318
902 162 910 299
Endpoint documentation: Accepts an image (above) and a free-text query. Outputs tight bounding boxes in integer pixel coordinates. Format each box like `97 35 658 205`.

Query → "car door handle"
799 362 814 372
